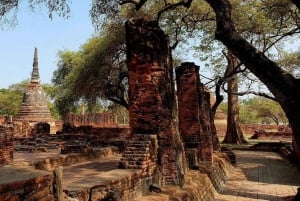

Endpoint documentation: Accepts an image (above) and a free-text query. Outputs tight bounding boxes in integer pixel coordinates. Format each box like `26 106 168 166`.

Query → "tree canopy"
51 22 128 117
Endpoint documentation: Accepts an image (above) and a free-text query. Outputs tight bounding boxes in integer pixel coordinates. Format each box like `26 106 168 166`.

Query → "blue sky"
0 1 95 88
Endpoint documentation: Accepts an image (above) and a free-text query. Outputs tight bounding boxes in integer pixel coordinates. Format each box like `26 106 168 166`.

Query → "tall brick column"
124 19 185 185
176 62 213 165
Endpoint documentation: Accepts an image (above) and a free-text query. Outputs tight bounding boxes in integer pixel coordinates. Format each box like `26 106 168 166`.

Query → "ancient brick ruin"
14 48 57 136
120 19 185 185
64 112 118 128
176 62 213 167
0 125 13 166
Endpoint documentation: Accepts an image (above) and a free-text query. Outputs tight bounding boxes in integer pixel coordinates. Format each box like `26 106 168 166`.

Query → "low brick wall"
241 124 291 134
61 126 131 154
65 169 145 201
64 113 120 128
31 147 119 171
0 166 56 201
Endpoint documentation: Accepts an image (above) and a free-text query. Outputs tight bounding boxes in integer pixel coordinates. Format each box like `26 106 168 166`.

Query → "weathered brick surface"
0 167 55 201
176 63 202 167
124 18 185 185
176 62 213 164
60 126 131 154
120 135 158 177
64 113 119 128
0 126 13 166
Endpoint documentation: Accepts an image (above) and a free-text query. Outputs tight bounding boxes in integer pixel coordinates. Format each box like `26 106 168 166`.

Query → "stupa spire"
31 47 40 83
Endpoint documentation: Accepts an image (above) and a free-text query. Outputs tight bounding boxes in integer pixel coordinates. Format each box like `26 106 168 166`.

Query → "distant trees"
239 97 288 125
0 88 23 115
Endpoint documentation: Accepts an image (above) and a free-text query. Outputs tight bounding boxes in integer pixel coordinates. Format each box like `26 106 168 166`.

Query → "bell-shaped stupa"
14 48 57 134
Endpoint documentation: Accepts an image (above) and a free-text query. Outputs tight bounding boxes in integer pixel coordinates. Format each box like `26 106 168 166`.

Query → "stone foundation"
136 152 232 201
61 151 232 201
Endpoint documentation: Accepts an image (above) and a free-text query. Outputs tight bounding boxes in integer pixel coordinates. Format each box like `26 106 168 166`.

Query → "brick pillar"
176 62 213 164
0 126 14 166
125 18 185 185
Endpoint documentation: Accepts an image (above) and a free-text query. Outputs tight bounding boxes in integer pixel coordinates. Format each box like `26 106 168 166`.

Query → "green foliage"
52 22 128 117
51 50 82 117
108 103 129 124
0 80 29 116
0 88 23 115
277 50 300 77
239 97 288 125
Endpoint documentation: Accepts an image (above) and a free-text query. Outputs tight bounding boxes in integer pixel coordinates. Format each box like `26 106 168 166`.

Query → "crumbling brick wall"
176 62 213 165
64 113 118 128
0 125 13 166
124 18 185 185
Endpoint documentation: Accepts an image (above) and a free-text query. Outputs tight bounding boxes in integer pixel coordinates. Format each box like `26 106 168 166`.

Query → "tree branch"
205 0 296 102
211 77 224 118
120 0 147 11
156 0 193 21
292 0 300 10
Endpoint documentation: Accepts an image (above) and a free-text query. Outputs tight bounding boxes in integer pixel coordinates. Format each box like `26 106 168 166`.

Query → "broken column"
176 62 213 165
123 18 185 185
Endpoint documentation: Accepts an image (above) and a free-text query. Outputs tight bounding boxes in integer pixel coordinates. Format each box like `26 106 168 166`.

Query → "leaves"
52 21 128 116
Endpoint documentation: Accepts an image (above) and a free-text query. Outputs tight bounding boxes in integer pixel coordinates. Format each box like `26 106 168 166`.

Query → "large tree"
52 22 128 117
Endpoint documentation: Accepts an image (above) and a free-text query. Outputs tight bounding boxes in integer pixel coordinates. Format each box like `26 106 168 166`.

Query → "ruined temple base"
1 148 233 201
136 152 233 201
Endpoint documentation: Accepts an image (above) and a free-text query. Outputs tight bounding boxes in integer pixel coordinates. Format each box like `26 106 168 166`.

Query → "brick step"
122 150 151 154
120 157 150 161
135 185 194 201
124 160 148 166
124 147 150 151
125 143 151 148
135 193 169 201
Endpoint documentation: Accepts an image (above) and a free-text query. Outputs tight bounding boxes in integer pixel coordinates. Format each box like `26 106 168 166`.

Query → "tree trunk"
222 52 247 144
